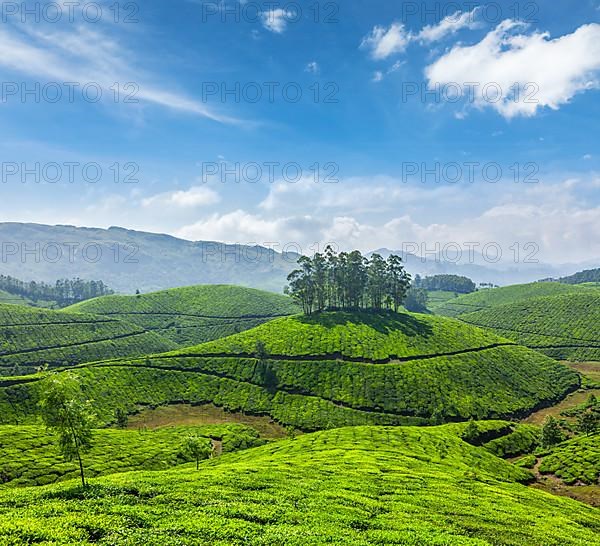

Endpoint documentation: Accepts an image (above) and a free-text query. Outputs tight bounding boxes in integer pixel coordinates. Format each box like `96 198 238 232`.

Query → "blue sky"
0 0 599 264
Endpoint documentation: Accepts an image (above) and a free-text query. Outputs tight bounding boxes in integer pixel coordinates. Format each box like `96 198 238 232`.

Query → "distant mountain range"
0 223 595 294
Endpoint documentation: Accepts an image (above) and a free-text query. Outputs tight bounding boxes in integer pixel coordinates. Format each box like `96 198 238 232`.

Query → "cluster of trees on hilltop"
559 268 600 285
285 248 411 314
0 275 113 307
413 274 476 294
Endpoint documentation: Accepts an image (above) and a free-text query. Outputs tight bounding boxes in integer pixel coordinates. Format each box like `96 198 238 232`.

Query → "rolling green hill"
65 285 300 347
0 424 264 488
1 311 579 429
0 303 175 376
434 282 590 318
538 434 600 485
425 290 460 312
0 290 30 306
0 425 598 545
459 292 600 361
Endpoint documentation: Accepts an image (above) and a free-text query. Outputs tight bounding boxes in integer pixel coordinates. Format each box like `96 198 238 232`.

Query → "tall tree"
39 374 95 488
386 255 411 312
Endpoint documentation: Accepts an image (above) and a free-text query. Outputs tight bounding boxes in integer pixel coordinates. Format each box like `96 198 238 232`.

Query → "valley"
0 275 598 545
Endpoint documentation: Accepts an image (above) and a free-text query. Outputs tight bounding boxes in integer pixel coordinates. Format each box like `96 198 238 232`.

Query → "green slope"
0 425 598 545
425 290 460 312
0 303 175 376
434 282 591 318
0 424 264 488
459 292 600 361
538 434 600 485
1 311 578 429
65 285 300 347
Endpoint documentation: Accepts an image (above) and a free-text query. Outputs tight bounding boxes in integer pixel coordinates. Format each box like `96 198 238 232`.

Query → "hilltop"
0 303 175 376
66 285 300 347
459 291 600 361
0 425 598 545
434 281 592 317
0 311 579 429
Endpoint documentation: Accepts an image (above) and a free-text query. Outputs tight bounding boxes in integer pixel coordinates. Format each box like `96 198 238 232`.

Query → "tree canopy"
414 274 476 294
0 275 113 307
285 248 411 315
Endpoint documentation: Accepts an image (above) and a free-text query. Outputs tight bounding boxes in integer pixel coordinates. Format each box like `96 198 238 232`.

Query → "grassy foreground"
0 425 598 545
0 424 264 488
66 285 300 347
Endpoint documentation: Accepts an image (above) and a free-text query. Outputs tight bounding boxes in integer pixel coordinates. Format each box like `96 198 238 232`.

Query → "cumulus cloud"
361 23 411 60
425 21 600 118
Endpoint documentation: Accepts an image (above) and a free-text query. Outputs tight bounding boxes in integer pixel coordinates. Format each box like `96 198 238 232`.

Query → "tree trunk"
77 451 86 488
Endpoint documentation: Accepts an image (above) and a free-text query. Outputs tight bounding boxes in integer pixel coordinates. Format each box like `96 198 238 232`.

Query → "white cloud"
425 21 600 118
583 154 593 160
417 8 482 43
305 61 320 74
361 8 481 63
0 23 237 123
262 9 294 33
372 71 384 83
142 186 220 209
361 23 411 60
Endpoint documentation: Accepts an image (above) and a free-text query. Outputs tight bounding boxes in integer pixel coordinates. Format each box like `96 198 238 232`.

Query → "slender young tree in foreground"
183 435 212 470
39 374 95 488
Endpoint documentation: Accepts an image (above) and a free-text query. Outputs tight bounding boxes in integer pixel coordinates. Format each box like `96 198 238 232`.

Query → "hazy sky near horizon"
0 0 599 263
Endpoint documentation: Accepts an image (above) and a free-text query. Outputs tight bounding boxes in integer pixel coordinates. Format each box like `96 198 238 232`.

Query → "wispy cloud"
360 22 411 60
361 8 482 60
262 8 294 34
0 23 238 124
417 8 483 43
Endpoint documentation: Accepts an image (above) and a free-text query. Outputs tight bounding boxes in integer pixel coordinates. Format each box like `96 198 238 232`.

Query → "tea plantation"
0 304 175 376
434 282 592 318
66 285 300 347
538 434 600 485
0 311 580 429
0 424 264 487
0 425 598 545
459 292 600 360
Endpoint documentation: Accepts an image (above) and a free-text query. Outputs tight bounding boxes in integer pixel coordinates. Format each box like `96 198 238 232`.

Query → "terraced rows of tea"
0 424 264 487
434 282 591 318
0 304 175 376
1 311 579 430
537 434 600 485
66 285 300 347
459 292 600 360
1 425 598 545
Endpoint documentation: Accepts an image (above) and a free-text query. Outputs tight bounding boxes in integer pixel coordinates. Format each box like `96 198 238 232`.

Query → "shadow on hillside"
296 310 434 339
